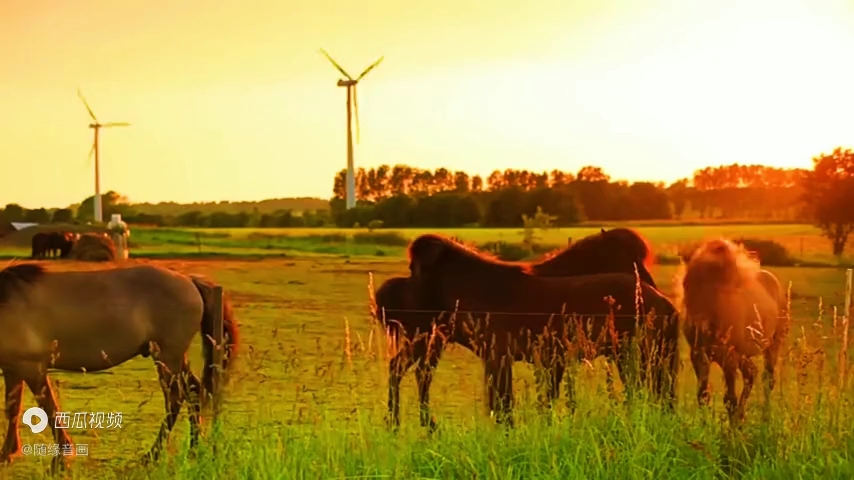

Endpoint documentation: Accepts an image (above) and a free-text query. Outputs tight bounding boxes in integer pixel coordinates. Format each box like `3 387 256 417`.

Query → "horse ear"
601 227 606 234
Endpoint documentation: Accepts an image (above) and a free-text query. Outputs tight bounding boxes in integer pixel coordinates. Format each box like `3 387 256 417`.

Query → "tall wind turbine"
77 89 130 223
319 48 384 210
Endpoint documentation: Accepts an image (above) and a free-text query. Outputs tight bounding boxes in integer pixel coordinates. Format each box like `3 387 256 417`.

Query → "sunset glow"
2 0 854 208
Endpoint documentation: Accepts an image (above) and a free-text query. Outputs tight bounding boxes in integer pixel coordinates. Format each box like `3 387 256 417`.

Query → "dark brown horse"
0 263 239 471
394 233 678 426
30 232 79 259
675 238 789 422
374 227 660 428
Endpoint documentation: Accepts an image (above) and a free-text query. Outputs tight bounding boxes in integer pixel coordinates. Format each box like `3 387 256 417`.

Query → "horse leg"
414 345 441 432
722 353 741 422
20 370 73 473
736 356 758 422
484 353 515 426
762 334 784 401
690 348 712 407
386 347 416 430
0 372 24 463
144 356 186 463
181 360 202 451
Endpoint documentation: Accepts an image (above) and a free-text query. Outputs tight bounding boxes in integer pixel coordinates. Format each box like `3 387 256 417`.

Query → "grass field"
1 225 853 478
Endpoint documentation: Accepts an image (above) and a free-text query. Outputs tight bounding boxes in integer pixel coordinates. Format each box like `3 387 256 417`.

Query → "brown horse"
374 227 660 428
0 263 239 471
674 238 788 421
400 233 679 426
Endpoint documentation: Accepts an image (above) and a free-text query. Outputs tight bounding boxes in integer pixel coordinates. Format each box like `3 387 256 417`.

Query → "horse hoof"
427 418 438 434
141 450 159 466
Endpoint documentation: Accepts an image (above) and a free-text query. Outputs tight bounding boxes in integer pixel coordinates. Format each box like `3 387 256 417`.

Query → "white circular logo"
22 407 48 434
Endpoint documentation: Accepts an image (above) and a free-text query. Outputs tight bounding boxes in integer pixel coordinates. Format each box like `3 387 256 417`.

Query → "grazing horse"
0 263 239 471
30 232 50 259
674 238 788 421
374 227 661 429
397 233 679 426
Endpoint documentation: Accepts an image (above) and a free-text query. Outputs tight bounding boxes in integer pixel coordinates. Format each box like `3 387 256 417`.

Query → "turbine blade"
103 122 131 127
356 56 384 81
77 88 98 122
319 48 353 80
353 85 360 144
86 143 95 166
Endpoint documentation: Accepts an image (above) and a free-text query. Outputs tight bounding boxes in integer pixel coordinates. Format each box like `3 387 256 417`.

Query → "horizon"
2 0 854 208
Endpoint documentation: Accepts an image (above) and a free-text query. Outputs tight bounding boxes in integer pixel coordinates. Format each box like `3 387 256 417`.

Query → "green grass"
2 256 853 479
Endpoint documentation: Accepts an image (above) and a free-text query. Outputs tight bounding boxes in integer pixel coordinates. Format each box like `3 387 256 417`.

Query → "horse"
400 233 679 426
0 263 240 471
30 232 50 259
47 232 78 258
674 238 788 422
374 227 661 428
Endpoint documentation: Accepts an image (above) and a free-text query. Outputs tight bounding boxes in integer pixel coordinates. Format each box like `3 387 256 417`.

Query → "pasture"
0 225 852 478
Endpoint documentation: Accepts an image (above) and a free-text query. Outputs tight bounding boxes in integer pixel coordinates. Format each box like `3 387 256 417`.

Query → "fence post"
211 286 224 419
840 269 852 391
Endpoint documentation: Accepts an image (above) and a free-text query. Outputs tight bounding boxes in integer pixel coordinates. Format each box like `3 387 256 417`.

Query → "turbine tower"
319 48 384 210
77 89 130 223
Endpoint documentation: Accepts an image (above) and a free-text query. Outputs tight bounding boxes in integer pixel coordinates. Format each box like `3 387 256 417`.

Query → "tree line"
329 163 807 228
3 148 854 256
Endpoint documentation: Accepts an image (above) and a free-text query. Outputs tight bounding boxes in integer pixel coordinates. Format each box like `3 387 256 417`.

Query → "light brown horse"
674 238 788 421
0 263 239 471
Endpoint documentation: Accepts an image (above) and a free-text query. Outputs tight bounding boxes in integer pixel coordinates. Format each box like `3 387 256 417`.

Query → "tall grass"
10 289 854 479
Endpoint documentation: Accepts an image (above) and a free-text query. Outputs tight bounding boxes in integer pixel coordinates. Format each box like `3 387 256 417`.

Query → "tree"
77 191 136 222
3 204 25 222
51 208 74 223
24 208 50 223
800 147 854 256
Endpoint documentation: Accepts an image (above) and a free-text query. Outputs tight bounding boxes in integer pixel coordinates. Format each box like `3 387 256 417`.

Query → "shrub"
477 241 532 261
367 219 384 231
734 237 793 266
352 232 409 247
676 238 793 267
72 233 117 262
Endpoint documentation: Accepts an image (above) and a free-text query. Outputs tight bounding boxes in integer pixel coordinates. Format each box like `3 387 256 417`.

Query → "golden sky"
2 0 854 208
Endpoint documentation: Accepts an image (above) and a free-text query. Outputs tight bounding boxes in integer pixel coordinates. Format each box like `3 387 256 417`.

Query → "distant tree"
77 191 136 222
3 203 25 222
800 147 854 256
51 208 74 223
24 208 50 223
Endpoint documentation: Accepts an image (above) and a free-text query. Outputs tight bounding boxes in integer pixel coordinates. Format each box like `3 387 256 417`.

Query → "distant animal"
675 238 789 422
30 232 51 259
374 227 662 429
29 232 79 260
0 263 240 471
394 233 679 426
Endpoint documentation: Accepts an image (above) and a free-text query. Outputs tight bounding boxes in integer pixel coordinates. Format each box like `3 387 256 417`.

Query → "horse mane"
534 227 655 272
408 234 531 275
672 238 761 310
0 263 47 306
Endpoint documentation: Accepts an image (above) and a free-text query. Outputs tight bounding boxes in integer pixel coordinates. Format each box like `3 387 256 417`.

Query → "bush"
734 237 793 266
367 220 384 231
676 238 793 267
352 232 409 247
72 233 117 262
477 241 532 261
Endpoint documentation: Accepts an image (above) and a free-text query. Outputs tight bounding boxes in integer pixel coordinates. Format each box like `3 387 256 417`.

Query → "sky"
2 0 854 209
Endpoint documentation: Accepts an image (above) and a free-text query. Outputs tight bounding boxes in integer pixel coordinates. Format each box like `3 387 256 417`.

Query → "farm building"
0 221 39 239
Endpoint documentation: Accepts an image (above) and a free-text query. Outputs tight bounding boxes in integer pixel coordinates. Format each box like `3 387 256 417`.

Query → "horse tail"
191 276 240 409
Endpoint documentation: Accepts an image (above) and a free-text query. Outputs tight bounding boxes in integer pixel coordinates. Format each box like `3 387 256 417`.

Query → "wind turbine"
77 89 130 223
319 48 384 210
